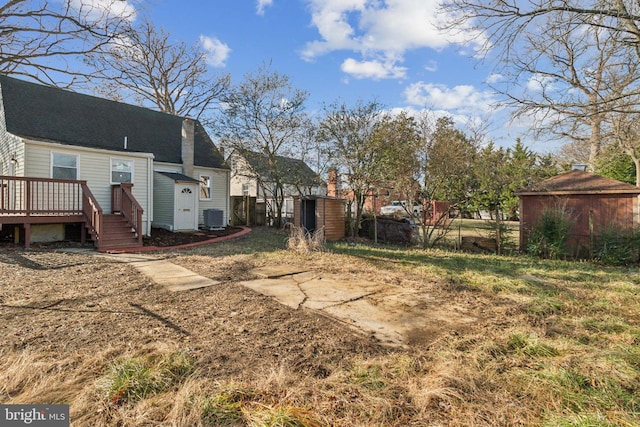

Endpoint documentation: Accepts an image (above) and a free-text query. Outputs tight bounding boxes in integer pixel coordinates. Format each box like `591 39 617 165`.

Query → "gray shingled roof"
241 150 323 187
0 74 227 169
157 172 201 183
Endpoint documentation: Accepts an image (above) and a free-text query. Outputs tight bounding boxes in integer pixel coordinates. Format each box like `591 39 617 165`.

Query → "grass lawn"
0 226 638 426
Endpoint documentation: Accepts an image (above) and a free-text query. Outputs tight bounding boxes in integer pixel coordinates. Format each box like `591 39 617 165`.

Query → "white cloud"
200 35 231 68
486 73 503 84
256 0 273 15
424 60 438 72
526 74 556 92
301 0 486 80
67 0 137 22
341 58 407 79
403 82 498 114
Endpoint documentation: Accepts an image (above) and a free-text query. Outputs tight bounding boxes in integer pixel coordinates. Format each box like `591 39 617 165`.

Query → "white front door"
175 185 197 230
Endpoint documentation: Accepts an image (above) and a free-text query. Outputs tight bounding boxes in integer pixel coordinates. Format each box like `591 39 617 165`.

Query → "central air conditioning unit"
203 208 225 229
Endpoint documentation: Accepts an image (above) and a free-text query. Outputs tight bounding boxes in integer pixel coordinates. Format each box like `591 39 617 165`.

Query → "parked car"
380 200 421 216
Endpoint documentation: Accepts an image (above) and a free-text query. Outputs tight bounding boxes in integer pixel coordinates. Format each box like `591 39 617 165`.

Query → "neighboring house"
0 75 229 249
228 150 325 222
517 169 640 257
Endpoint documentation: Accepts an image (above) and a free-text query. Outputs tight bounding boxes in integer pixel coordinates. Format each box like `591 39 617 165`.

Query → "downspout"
226 169 231 225
147 156 153 235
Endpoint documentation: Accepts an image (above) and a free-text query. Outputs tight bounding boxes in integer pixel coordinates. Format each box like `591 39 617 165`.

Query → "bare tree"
442 0 640 169
86 18 229 119
213 63 310 228
442 0 640 59
508 15 640 168
0 0 134 86
317 99 383 237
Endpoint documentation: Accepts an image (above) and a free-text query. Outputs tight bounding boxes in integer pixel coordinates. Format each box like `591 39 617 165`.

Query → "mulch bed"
142 226 245 247
0 226 246 249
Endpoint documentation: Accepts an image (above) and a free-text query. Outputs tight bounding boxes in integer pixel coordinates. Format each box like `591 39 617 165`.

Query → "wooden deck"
0 176 143 249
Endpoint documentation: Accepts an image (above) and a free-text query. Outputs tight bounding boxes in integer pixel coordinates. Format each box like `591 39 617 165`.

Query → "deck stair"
95 213 142 250
1 177 144 250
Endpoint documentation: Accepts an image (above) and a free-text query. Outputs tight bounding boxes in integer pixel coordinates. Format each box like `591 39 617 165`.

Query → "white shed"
153 172 200 231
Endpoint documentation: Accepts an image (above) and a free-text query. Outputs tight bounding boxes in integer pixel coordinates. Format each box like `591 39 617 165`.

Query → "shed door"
175 185 197 230
301 199 317 233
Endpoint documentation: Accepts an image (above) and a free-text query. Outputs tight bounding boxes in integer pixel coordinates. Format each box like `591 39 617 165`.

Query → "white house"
0 75 230 249
228 150 325 223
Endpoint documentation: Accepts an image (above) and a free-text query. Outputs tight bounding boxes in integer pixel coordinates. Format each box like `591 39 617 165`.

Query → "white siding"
195 167 229 226
153 162 182 173
23 141 152 234
153 172 175 230
0 133 23 176
229 154 257 197
0 89 25 176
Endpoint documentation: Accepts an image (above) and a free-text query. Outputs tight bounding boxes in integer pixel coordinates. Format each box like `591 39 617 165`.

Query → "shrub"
528 206 573 259
594 226 640 266
485 218 514 254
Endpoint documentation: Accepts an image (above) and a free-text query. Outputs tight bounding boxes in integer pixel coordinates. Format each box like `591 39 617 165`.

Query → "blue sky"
115 0 537 149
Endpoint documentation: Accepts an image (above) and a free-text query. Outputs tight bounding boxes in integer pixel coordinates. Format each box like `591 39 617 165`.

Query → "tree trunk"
588 117 602 171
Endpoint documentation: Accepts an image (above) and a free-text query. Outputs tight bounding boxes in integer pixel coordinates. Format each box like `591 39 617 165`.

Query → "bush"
528 206 573 260
594 226 640 266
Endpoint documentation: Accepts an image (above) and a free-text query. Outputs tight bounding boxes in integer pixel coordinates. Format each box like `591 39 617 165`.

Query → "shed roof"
0 74 227 169
517 170 640 195
157 172 200 183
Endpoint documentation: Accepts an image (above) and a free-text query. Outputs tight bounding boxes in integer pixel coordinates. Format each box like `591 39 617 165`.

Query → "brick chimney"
181 118 195 177
328 167 338 197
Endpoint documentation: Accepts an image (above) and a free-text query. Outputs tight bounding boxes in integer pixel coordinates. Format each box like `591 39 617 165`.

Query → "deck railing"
0 176 103 247
81 182 103 248
111 183 143 246
0 175 85 216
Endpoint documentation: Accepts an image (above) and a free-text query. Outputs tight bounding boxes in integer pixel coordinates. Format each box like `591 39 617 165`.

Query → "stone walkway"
68 250 221 292
67 250 477 347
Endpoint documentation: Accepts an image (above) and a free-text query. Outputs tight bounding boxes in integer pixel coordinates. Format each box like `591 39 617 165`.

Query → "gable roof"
0 74 227 169
237 150 323 187
517 169 640 195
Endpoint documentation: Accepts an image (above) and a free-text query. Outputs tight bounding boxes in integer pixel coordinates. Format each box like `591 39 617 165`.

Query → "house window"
52 153 78 180
200 175 211 200
242 183 250 196
111 159 133 184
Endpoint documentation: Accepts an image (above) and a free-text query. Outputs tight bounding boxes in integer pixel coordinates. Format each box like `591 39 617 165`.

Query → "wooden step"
89 214 142 250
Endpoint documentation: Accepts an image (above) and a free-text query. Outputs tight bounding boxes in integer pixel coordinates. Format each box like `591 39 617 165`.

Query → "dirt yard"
0 245 386 381
0 227 565 426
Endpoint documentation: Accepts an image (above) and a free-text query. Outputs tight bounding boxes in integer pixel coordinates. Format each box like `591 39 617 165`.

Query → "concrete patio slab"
251 265 310 279
239 278 307 309
242 267 478 347
298 277 379 310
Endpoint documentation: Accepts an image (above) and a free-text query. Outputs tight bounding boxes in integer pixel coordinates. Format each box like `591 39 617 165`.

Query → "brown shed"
517 170 640 256
294 196 346 241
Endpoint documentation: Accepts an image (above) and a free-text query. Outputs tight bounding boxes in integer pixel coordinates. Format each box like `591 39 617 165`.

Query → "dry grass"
1 227 639 426
286 225 326 254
